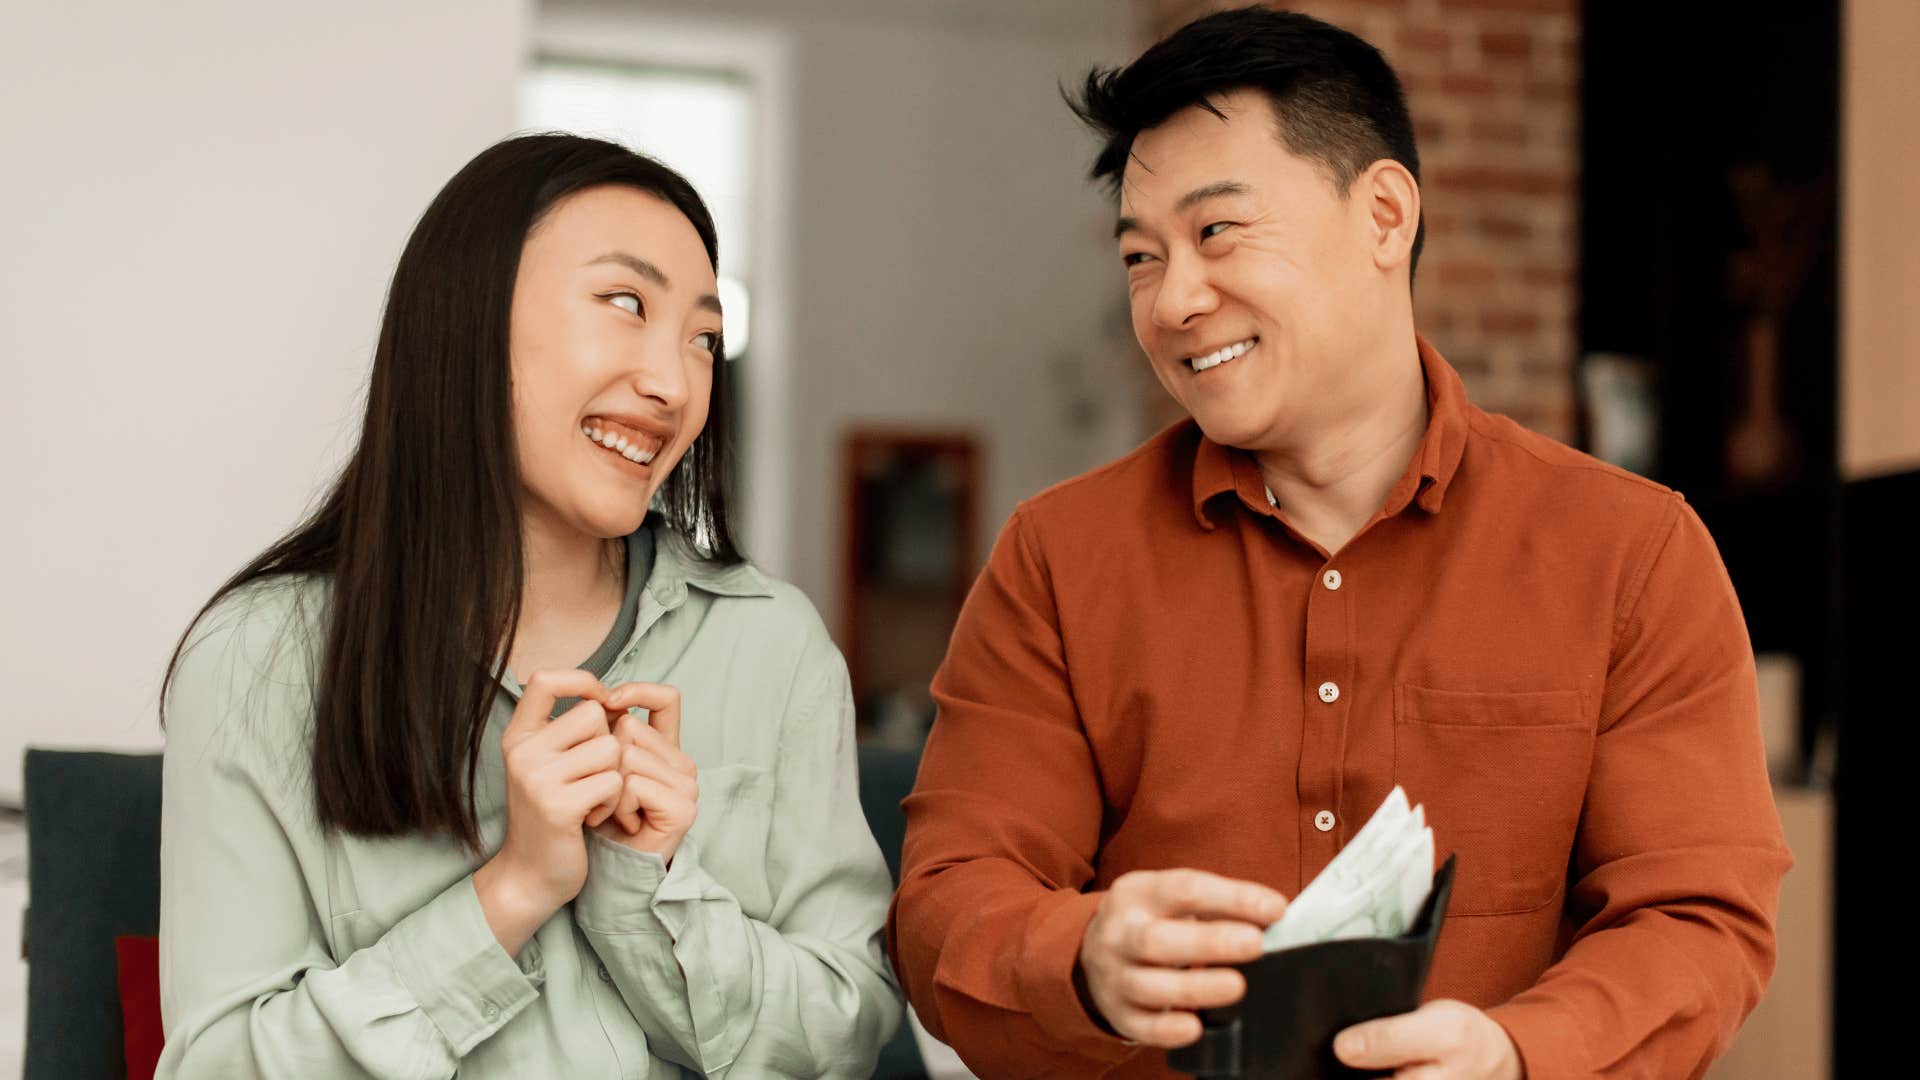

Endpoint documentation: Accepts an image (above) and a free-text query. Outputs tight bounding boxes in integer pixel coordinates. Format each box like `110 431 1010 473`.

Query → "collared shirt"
889 340 1792 1078
158 524 902 1078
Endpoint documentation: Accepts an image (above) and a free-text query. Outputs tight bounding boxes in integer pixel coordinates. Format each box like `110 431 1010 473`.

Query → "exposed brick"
1483 309 1542 334
1440 0 1573 12
1523 76 1577 104
1400 26 1452 53
1414 115 1448 142
1445 349 1494 378
1143 0 1578 439
1479 30 1534 60
1439 72 1500 96
1478 215 1533 239
1434 261 1500 286
1427 166 1573 195
1469 118 1531 146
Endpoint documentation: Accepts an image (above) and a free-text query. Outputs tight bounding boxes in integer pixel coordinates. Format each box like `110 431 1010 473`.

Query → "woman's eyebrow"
587 251 670 287
585 250 723 314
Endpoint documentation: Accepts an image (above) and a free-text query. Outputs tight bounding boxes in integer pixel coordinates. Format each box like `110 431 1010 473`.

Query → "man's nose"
1150 251 1219 331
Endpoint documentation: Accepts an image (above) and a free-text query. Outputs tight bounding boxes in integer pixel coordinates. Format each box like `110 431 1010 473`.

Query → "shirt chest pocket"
1392 684 1593 916
684 763 777 919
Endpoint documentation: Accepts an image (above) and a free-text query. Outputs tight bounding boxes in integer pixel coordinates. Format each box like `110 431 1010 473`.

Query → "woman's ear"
1361 159 1421 275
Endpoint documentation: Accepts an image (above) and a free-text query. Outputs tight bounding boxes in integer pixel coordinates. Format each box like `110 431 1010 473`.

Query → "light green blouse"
156 525 903 1078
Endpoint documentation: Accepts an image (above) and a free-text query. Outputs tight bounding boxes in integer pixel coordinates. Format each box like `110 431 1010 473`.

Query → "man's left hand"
1333 999 1523 1079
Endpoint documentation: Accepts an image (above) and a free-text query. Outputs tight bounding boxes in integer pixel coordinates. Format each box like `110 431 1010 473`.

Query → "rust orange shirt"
889 341 1792 1078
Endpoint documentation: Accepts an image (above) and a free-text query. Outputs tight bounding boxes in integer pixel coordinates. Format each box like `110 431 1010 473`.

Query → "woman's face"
508 184 723 541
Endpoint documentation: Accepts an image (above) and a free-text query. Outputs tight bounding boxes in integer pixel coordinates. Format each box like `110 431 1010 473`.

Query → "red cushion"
115 935 163 1080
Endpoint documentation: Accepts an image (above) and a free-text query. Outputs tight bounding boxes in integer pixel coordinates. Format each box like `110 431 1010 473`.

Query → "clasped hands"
1077 868 1522 1079
487 669 699 929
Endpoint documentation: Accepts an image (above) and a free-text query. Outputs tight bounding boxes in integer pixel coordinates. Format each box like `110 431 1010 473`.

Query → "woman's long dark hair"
160 134 742 849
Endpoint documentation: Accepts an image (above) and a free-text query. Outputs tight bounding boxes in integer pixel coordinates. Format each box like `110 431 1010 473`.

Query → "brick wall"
1135 0 1579 440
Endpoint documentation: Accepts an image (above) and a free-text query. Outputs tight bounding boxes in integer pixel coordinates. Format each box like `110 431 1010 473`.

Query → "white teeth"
1189 338 1256 371
585 420 660 465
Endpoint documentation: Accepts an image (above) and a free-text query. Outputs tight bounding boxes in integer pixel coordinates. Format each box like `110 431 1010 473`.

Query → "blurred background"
1 0 1912 1077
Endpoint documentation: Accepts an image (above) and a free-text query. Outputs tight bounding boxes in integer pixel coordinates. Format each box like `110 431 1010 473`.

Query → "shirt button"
1323 569 1343 591
481 1000 500 1020
598 965 613 983
1317 681 1340 703
1315 810 1336 832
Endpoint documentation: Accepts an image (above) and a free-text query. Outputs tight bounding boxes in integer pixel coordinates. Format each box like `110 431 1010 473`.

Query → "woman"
156 134 901 1078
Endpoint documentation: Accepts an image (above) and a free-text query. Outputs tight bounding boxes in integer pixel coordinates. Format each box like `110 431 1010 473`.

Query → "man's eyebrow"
589 251 723 315
1176 180 1252 212
1112 180 1254 241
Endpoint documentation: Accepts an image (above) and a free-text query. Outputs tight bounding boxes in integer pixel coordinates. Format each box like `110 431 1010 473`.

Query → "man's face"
1116 89 1387 451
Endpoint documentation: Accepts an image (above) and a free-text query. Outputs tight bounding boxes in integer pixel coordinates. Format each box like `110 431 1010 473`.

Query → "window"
519 60 755 354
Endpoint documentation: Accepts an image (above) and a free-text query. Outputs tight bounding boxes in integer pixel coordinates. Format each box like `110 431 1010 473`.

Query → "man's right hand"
1077 869 1289 1047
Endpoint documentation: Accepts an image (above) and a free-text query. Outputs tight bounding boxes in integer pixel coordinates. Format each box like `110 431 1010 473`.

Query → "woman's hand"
589 682 699 867
473 669 623 955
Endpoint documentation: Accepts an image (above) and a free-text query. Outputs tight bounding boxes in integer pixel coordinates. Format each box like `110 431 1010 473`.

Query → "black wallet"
1165 855 1457 1079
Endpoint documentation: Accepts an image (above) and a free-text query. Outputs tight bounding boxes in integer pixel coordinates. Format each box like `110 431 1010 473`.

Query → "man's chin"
1189 410 1277 452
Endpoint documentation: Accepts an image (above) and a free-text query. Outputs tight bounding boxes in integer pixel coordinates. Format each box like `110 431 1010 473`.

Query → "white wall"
0 0 1143 800
548 0 1142 638
0 0 530 802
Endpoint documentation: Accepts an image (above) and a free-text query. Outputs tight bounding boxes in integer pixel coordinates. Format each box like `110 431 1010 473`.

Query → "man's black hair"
1067 5 1424 275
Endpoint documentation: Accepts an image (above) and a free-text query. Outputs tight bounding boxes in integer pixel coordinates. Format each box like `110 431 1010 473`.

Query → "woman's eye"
1201 222 1234 240
693 331 719 353
608 293 642 316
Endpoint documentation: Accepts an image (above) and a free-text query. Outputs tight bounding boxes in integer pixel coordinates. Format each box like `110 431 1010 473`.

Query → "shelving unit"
1582 5 1844 1076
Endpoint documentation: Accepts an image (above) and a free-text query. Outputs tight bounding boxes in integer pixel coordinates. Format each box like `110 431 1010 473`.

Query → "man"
888 7 1790 1078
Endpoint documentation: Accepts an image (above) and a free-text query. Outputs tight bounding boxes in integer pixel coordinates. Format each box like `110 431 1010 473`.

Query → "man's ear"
1359 159 1421 274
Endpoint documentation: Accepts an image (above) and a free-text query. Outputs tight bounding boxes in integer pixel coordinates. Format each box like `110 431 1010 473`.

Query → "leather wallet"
1166 855 1458 1079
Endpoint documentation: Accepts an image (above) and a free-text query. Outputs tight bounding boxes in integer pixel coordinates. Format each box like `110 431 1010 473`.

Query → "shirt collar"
1189 335 1470 529
647 523 776 603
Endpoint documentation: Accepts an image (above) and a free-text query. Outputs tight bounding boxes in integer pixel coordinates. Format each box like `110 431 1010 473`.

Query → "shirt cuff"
1015 889 1137 1062
382 874 542 1056
1487 997 1589 1079
576 830 673 934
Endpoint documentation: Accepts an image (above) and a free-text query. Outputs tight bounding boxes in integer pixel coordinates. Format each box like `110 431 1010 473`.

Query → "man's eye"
1122 252 1153 267
1201 222 1234 240
608 293 642 316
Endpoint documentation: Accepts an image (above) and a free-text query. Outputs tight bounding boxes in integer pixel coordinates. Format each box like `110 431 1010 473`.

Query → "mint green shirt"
157 527 903 1078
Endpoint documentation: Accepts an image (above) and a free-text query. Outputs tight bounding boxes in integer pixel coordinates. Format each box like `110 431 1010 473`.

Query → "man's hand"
1334 999 1523 1079
1076 868 1288 1046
